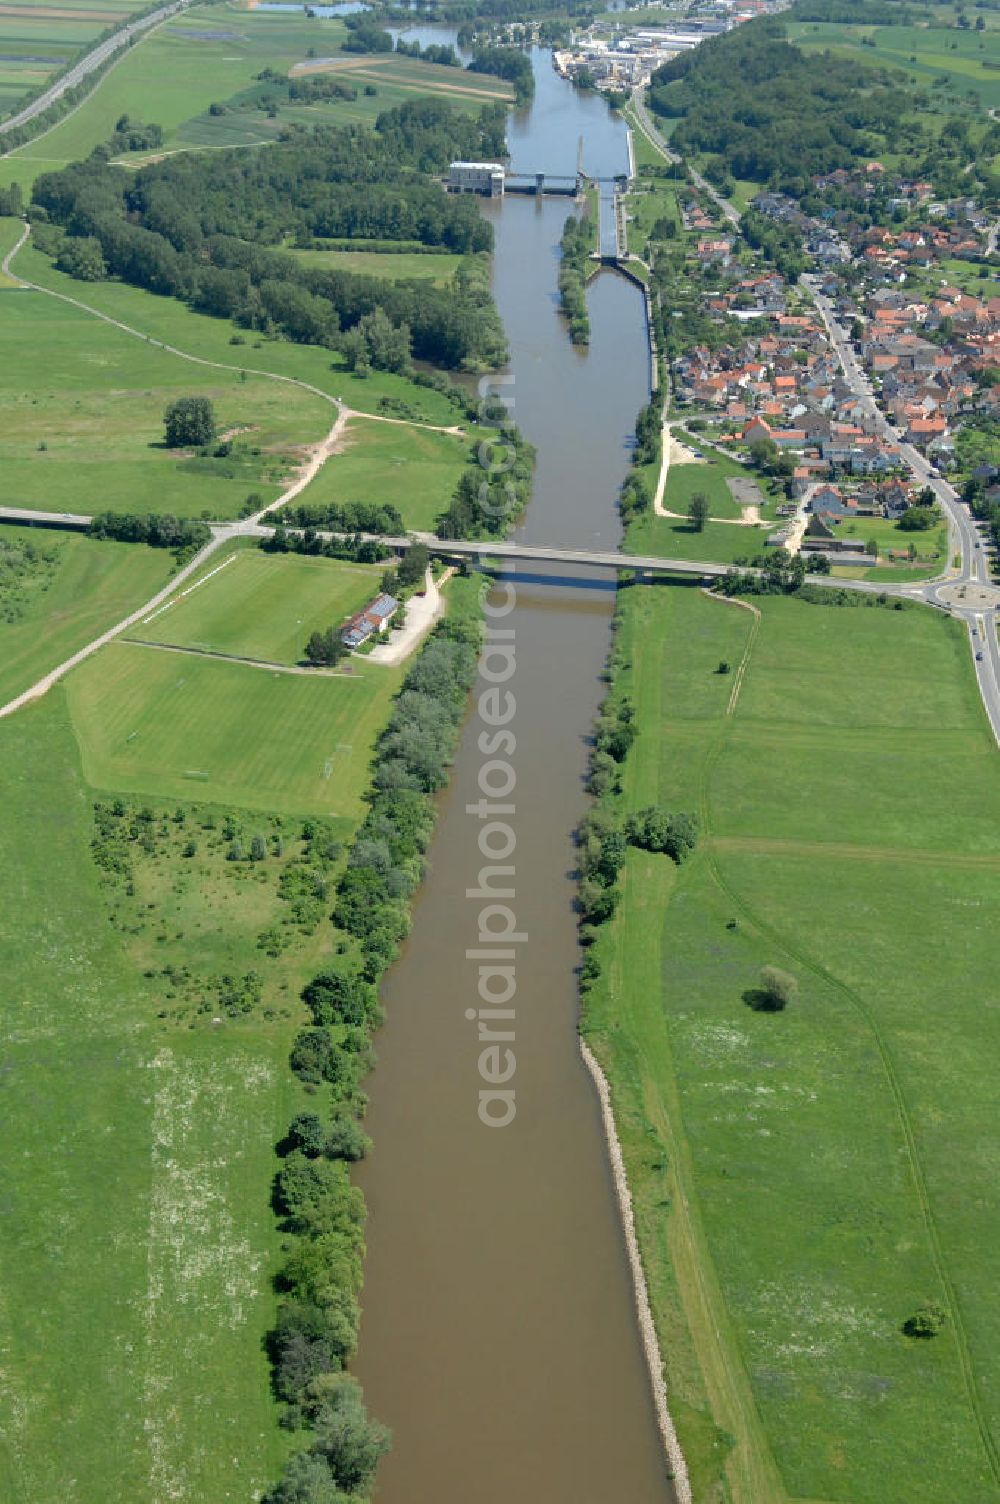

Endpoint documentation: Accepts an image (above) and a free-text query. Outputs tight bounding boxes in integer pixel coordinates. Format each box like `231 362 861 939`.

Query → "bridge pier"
535 172 544 196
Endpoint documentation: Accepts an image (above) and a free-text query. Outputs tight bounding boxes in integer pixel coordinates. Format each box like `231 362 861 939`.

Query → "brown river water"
355 49 676 1504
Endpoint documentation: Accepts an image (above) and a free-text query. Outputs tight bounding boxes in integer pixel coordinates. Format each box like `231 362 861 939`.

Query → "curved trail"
1 219 28 282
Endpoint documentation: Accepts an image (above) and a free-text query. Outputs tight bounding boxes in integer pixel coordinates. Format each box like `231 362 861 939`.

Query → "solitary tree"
164 396 217 449
903 1301 946 1339
305 628 346 667
396 541 430 589
757 965 798 1011
688 491 710 532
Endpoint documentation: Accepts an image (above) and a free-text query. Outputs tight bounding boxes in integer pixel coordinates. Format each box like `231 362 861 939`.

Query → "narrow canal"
355 47 674 1504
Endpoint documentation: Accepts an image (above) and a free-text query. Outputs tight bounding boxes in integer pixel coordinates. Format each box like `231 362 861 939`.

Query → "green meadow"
626 508 771 564
0 283 332 518
287 246 465 285
0 694 297 1504
584 583 1000 1504
133 547 384 663
294 414 470 532
0 524 170 706
66 633 403 816
12 241 464 425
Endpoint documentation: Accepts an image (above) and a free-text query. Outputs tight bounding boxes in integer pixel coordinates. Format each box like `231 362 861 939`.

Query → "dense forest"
648 18 909 193
30 100 509 370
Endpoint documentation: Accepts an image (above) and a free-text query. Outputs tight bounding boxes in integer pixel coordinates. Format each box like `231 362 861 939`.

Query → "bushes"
625 806 698 863
87 512 210 558
332 620 478 980
902 1301 947 1340
745 965 798 1012
436 425 534 539
558 210 593 345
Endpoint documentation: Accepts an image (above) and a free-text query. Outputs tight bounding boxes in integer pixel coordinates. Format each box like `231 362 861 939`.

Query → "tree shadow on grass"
742 987 786 1013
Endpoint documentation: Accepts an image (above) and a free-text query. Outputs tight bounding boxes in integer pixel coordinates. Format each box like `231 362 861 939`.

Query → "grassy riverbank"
583 582 1000 1503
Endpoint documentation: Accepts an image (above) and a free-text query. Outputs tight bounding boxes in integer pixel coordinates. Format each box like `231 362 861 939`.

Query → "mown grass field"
12 241 464 424
0 5 330 188
0 282 332 517
133 547 384 663
789 18 1000 112
66 635 403 815
584 583 1000 1503
294 414 470 532
626 508 771 564
833 514 949 581
0 693 299 1504
0 524 170 705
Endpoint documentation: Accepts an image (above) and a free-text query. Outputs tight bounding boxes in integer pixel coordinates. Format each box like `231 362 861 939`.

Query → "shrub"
903 1301 946 1339
626 807 698 863
746 965 798 1012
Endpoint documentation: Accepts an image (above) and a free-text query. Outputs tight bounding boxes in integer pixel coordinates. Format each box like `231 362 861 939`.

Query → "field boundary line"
697 602 1000 1490
120 637 369 677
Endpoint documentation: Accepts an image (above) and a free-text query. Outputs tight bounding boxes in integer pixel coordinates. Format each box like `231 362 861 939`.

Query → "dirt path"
654 422 761 527
0 220 28 285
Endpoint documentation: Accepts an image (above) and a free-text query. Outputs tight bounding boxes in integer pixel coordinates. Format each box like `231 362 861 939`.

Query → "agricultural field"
788 18 1000 113
12 241 465 424
292 414 470 532
584 583 1000 1503
0 524 170 706
132 547 385 663
65 634 403 816
0 0 148 120
0 283 332 518
0 4 511 192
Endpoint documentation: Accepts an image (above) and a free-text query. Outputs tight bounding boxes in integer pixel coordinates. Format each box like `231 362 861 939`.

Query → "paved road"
629 90 741 229
0 0 190 139
803 276 1000 741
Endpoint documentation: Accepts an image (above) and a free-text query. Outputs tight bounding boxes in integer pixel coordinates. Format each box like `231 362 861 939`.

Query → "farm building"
341 593 399 649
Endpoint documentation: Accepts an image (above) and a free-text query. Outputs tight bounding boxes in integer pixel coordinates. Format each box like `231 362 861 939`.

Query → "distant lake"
255 2 370 15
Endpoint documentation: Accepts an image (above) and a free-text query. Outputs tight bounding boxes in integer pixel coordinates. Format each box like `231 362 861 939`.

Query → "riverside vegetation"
263 576 483 1501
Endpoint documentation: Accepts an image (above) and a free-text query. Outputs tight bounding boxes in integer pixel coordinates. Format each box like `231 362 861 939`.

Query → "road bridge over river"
0 506 933 596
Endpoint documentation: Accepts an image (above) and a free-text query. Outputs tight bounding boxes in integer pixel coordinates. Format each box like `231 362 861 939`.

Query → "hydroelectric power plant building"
447 161 506 198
